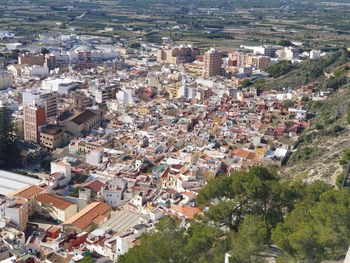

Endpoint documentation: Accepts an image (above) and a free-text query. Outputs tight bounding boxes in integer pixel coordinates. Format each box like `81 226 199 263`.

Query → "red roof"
83 179 105 192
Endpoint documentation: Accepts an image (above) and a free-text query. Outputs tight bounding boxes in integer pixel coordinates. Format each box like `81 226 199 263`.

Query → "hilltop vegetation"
272 49 350 183
119 167 350 262
264 49 350 89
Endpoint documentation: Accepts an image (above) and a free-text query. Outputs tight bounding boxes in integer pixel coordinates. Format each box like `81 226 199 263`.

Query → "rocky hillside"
272 48 350 184
281 85 350 184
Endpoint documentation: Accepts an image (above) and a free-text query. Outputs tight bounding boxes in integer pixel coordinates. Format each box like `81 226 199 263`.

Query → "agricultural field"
0 0 349 50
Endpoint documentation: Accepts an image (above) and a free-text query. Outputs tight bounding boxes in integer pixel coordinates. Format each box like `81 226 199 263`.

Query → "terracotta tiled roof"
82 179 105 193
36 194 75 210
63 202 111 231
12 185 44 199
171 204 201 219
181 205 201 219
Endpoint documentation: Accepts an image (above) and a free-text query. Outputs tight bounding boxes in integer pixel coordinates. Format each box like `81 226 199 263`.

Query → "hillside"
282 86 350 184
277 50 350 184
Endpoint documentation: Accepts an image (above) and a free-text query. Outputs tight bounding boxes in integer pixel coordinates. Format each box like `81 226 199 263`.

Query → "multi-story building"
102 177 133 208
157 45 199 64
72 91 93 112
7 64 26 78
44 54 56 71
228 51 250 67
247 56 271 70
4 197 28 230
103 59 123 72
74 46 93 69
92 85 117 104
23 104 47 143
22 89 58 119
18 53 45 66
0 70 12 90
12 185 44 217
276 47 300 61
253 45 279 57
203 48 222 78
40 124 70 150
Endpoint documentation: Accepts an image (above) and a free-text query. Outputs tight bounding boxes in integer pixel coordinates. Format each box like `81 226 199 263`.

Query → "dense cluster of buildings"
0 32 329 262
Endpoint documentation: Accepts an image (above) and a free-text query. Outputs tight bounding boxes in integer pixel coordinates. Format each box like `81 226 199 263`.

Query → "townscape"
0 1 350 263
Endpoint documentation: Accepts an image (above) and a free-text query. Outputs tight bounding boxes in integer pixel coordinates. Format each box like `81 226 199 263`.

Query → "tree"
197 175 233 205
41 48 50 55
4 49 20 60
239 79 252 88
40 159 51 172
200 167 296 237
339 148 350 165
278 40 293 47
267 61 294 78
230 215 268 263
118 217 185 263
0 107 20 168
119 217 222 263
272 187 350 262
119 167 350 262
129 42 141 49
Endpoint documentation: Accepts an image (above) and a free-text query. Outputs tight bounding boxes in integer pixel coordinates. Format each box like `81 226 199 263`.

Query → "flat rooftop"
0 170 40 195
100 209 140 233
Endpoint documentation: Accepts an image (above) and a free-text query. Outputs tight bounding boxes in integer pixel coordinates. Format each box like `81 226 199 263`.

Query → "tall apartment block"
24 104 47 143
203 48 222 78
18 53 45 66
22 89 58 119
45 54 56 71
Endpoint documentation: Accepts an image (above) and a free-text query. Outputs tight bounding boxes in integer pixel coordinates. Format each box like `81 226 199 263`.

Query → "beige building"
7 64 26 78
247 56 270 70
228 51 250 67
35 193 77 222
63 201 112 233
203 48 222 78
40 125 70 150
12 185 44 216
157 45 199 64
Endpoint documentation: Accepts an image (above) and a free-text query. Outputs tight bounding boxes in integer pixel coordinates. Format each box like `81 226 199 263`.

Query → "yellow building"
12 185 45 216
63 202 112 233
7 64 26 78
255 146 267 158
167 85 180 99
40 125 68 150
137 106 150 117
35 193 78 222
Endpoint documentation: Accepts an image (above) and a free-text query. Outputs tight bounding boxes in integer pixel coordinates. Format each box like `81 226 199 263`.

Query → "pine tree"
0 107 19 168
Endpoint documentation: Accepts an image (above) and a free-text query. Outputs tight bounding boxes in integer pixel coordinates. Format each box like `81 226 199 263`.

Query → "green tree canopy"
272 187 350 261
0 107 20 168
267 61 294 78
